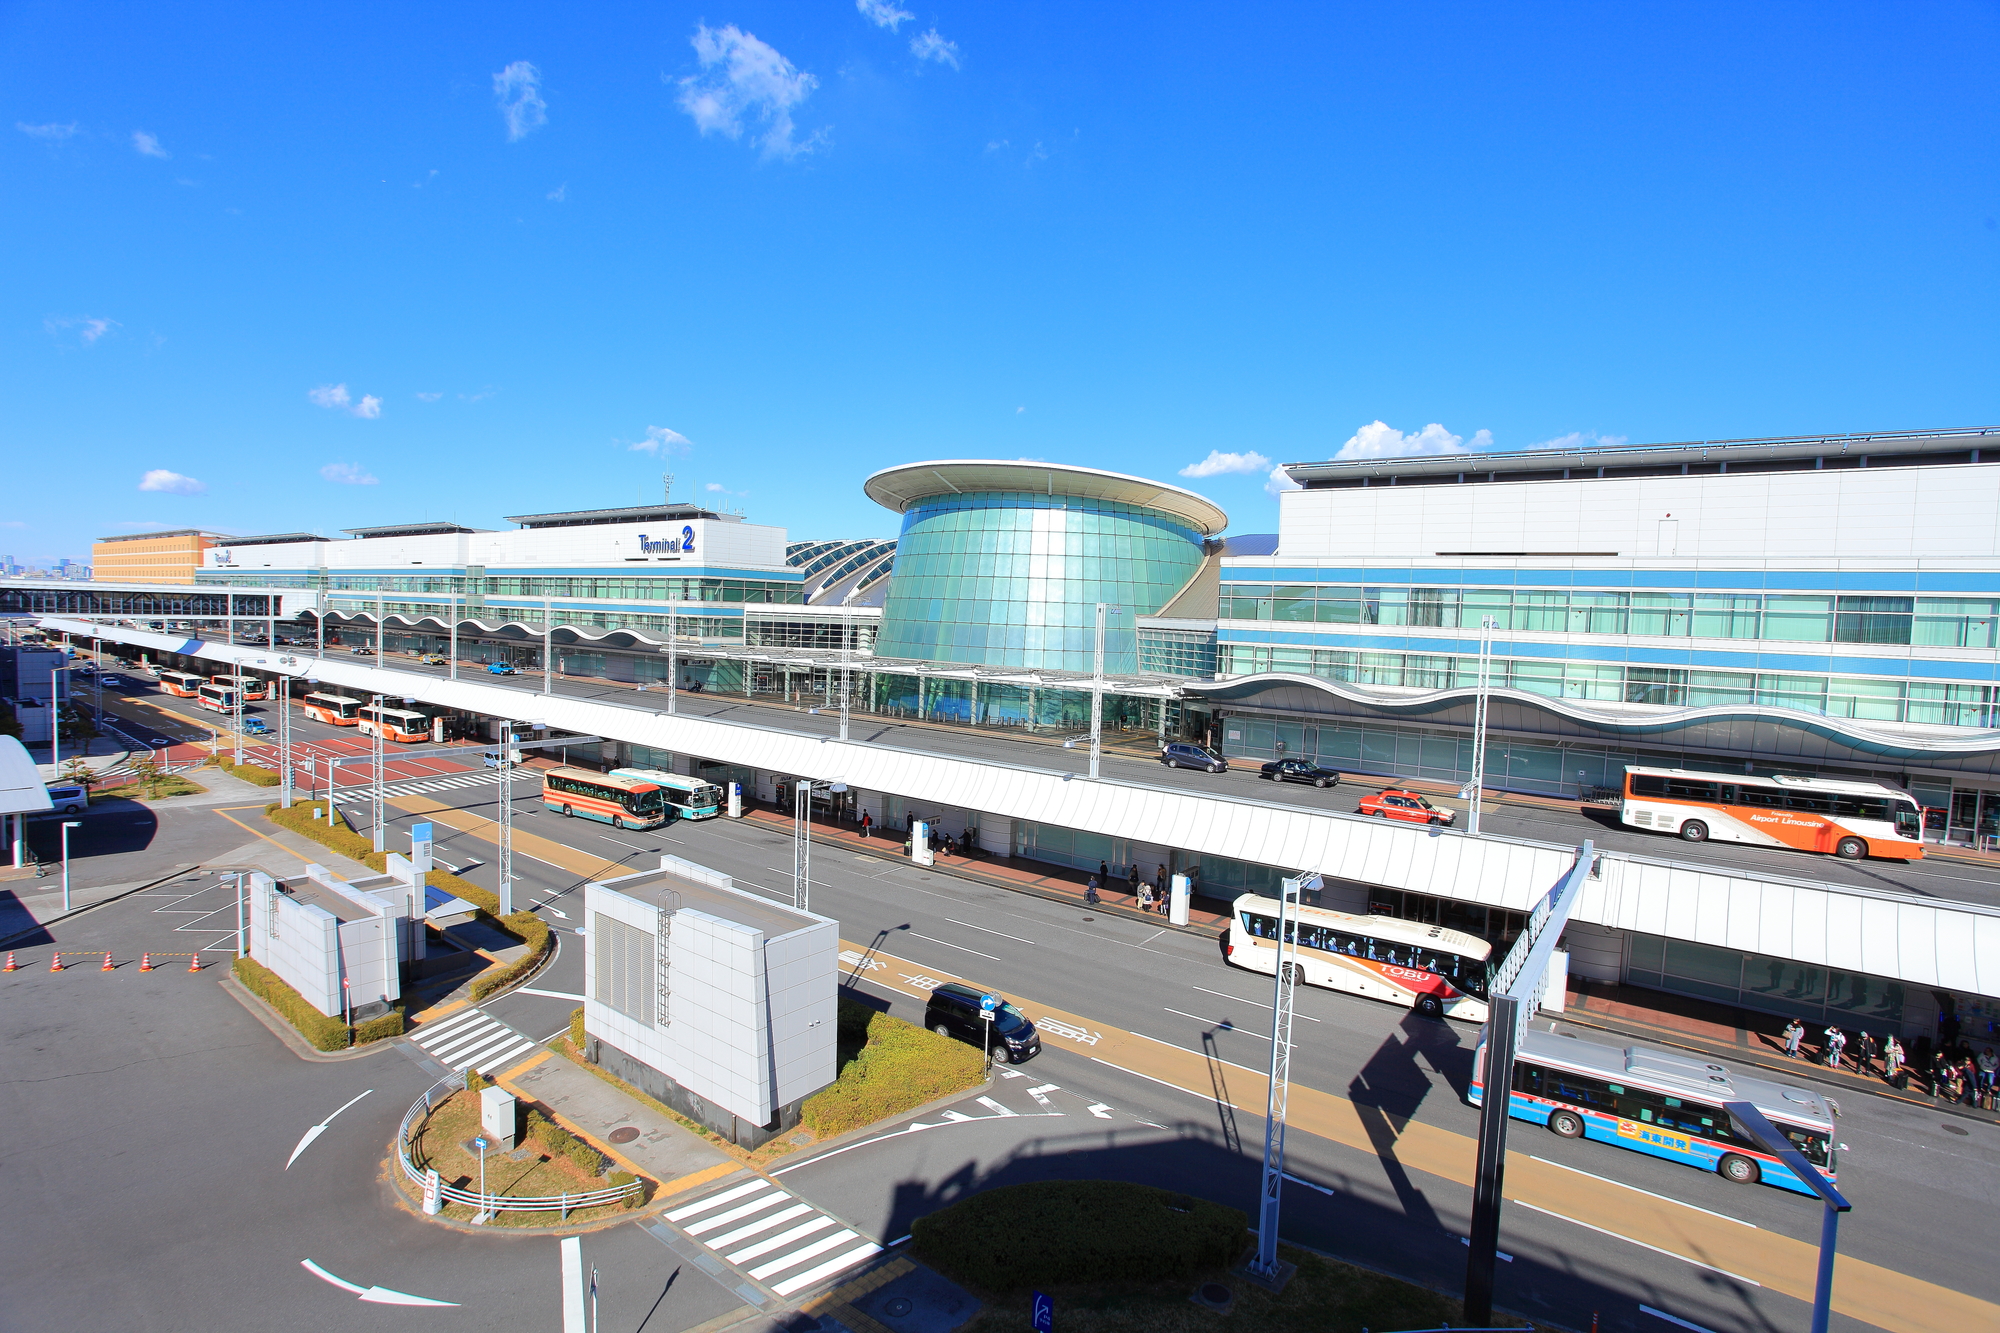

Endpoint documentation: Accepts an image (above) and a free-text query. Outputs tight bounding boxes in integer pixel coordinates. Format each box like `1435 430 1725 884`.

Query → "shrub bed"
911 1181 1246 1292
231 956 405 1051
215 760 281 786
471 911 552 1000
800 1000 987 1138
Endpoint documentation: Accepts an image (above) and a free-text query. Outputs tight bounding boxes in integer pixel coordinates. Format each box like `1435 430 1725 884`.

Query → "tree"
57 758 99 791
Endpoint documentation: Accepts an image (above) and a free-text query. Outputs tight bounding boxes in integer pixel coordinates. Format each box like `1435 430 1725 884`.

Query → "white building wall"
247 873 342 1016
204 518 791 576
1275 464 2000 562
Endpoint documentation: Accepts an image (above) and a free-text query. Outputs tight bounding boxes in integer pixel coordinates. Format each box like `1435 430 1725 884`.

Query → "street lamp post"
60 820 81 912
449 595 459 680
667 604 678 715
1463 614 1496 835
1087 603 1124 780
279 673 294 810
1723 1100 1852 1333
543 599 553 695
369 694 386 854
497 723 516 915
793 780 812 912
50 664 63 772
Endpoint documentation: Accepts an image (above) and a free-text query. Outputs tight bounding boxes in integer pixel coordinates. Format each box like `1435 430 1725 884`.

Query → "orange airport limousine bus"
1621 765 1923 861
302 692 363 726
357 704 434 744
159 670 206 697
1227 897 1492 1021
209 673 268 702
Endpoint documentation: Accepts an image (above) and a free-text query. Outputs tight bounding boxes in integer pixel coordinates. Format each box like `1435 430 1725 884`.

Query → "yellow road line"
836 939 1993 1333
654 1160 741 1201
498 1047 552 1082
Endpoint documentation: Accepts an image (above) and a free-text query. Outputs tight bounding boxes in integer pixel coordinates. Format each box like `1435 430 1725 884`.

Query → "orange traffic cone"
139 952 154 972
100 952 114 972
48 952 64 972
187 951 202 973
1 951 16 971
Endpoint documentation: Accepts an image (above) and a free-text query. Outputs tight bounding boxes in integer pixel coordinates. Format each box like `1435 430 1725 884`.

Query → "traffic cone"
2 952 16 971
101 952 114 972
139 952 154 972
49 952 64 972
187 951 201 973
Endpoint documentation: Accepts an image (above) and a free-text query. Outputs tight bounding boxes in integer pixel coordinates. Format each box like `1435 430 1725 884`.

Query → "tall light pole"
1464 614 1496 835
375 592 385 659
369 693 386 854
449 594 459 680
667 603 679 716
49 664 62 772
496 723 516 915
838 604 851 742
1088 603 1124 780
542 599 553 695
793 780 813 912
279 672 295 810
1248 873 1307 1281
60 820 81 913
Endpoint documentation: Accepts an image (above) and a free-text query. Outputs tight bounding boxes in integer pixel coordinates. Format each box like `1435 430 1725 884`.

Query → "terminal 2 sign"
638 526 696 556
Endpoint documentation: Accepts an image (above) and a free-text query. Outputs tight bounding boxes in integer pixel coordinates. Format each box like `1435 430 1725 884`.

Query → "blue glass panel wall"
875 490 1206 672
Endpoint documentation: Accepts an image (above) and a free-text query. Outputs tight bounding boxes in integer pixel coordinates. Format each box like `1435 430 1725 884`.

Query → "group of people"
1082 861 1192 912
1780 1017 1999 1108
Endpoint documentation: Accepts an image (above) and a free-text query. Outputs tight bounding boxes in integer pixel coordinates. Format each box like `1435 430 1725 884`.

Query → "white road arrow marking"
286 1089 374 1170
1086 1103 1114 1119
1025 1084 1059 1108
302 1259 462 1306
975 1096 1018 1117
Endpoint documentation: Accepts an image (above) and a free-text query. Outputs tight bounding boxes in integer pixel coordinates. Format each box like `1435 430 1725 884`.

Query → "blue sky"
5 2 1996 564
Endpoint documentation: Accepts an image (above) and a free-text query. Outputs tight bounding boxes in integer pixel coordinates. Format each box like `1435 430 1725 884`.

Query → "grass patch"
914 1181 1245 1290
946 1235 1527 1333
801 999 987 1138
232 955 405 1051
405 1089 646 1227
213 759 281 786
95 774 207 801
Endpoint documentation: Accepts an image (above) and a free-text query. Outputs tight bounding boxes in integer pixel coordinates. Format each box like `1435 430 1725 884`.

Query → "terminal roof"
864 460 1229 536
95 529 232 543
216 532 330 547
341 521 493 538
504 503 734 529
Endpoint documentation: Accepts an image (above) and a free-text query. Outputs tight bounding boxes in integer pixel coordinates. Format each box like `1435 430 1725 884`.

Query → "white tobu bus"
1227 896 1493 1021
1621 766 1924 861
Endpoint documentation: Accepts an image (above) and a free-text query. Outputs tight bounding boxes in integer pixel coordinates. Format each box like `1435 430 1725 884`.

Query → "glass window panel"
1316 598 1363 623
1834 596 1913 645
1628 592 1691 636
1626 667 1688 705
1563 663 1624 700
1757 673 1829 712
1513 592 1567 632
1662 939 1745 992
1368 588 1408 626
1762 594 1834 642
1687 670 1755 706
1506 661 1564 696
1692 593 1761 639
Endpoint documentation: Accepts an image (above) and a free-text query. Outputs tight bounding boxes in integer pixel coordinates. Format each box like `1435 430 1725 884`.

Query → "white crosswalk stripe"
664 1176 882 1298
328 768 505 803
406 1008 535 1074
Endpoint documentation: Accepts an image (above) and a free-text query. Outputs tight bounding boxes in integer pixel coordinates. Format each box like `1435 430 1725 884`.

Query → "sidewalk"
735 805 1234 932
1555 978 2000 1123
501 1049 739 1196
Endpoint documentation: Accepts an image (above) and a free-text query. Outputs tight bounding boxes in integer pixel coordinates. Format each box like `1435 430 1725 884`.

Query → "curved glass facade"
874 490 1206 673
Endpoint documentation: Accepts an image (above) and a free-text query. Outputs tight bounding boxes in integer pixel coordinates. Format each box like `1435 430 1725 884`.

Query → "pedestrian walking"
1823 1025 1848 1070
1884 1034 1905 1086
1099 860 1109 883
1127 863 1140 894
859 809 873 840
1084 875 1100 906
1782 1018 1805 1058
1857 1030 1879 1077
1977 1046 1998 1110
1138 884 1155 913
1155 864 1168 894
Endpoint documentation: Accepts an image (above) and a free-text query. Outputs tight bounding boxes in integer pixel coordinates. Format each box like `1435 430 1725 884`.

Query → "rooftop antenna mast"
662 473 674 504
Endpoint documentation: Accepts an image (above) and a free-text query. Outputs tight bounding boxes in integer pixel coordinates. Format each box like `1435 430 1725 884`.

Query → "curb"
217 972 403 1063
380 1128 671 1237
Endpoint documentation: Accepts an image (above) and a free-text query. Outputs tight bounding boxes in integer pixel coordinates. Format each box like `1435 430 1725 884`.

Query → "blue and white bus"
1470 1027 1837 1197
609 769 725 820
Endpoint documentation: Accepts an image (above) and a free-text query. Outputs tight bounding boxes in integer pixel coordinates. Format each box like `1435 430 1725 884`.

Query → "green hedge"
912 1181 1247 1292
470 911 551 1000
266 801 504 913
216 760 281 786
230 955 404 1052
801 1001 987 1138
569 1005 585 1050
525 1108 608 1176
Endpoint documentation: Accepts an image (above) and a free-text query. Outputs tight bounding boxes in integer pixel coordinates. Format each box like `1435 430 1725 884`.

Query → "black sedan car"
1259 757 1342 788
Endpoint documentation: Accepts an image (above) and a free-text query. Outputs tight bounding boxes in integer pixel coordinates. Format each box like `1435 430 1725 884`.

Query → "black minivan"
925 982 1041 1063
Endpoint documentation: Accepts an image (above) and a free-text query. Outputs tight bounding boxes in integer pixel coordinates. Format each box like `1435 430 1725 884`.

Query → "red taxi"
1358 788 1456 826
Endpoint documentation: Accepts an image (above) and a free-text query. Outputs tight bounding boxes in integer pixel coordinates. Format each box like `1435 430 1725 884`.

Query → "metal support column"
543 599 553 694
1465 614 1496 836
497 723 515 915
449 595 459 680
838 606 851 742
667 604 678 715
370 693 386 854
793 780 812 912
1463 993 1519 1324
1088 602 1107 779
375 593 384 658
1248 873 1304 1279
279 675 294 809
232 677 246 766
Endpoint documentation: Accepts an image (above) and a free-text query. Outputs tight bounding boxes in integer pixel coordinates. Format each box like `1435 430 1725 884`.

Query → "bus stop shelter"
0 735 54 867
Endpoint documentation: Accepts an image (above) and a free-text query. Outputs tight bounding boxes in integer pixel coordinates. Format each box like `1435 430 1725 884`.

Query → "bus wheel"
1717 1153 1761 1185
612 816 625 830
1835 836 1865 860
1548 1109 1585 1138
1678 819 1708 843
561 804 573 818
1416 994 1443 1019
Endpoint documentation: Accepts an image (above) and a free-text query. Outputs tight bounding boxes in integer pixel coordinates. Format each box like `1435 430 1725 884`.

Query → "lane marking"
975 1096 1018 1117
1087 1103 1113 1119
667 1179 777 1224
942 917 1037 945
1510 1201 1761 1286
301 1260 460 1307
1092 1056 1239 1108
513 988 586 1001
599 835 651 852
285 1089 374 1170
1162 1006 1234 1029
1025 1084 1059 1108
1529 1155 1757 1228
1283 1171 1336 1197
1643 1307 1720 1333
905 932 1000 961
1190 984 1321 1021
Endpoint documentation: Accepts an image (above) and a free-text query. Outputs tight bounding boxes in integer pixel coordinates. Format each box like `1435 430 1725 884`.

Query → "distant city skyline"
5 2 1995 564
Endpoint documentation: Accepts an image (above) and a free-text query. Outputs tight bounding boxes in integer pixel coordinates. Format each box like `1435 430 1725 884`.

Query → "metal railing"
397 1078 643 1219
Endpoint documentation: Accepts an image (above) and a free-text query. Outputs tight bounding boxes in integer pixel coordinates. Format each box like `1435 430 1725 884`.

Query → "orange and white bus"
196 683 239 714
302 692 363 726
1227 897 1492 1022
357 704 434 744
159 670 206 697
209 673 269 702
1622 766 1924 861
542 767 668 831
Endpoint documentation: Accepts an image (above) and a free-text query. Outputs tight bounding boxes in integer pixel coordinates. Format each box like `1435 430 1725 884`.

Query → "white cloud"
131 130 169 158
493 61 548 142
1532 430 1628 450
546 183 567 203
705 482 749 497
0 520 27 528
320 462 379 485
415 391 442 402
138 469 205 495
1179 449 1272 479
627 425 692 455
857 0 913 30
676 24 826 161
17 122 78 141
45 315 118 346
1265 465 1301 498
1332 420 1494 461
308 383 383 418
910 29 961 69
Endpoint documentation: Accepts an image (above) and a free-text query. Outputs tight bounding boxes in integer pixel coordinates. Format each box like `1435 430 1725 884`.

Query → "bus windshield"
624 787 665 814
684 784 724 809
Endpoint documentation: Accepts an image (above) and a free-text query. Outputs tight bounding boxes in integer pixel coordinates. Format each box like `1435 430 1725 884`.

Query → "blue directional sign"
1031 1291 1053 1332
980 993 1000 1012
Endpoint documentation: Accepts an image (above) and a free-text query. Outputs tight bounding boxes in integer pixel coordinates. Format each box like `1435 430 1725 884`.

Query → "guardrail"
397 1078 642 1220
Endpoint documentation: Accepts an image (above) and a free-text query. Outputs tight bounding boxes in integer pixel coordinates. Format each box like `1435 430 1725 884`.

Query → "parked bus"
159 670 206 697
196 683 240 714
209 673 269 702
302 692 363 726
357 704 434 744
1227 897 1492 1021
542 767 668 830
1470 1027 1838 1197
1621 765 1923 861
608 768 725 820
